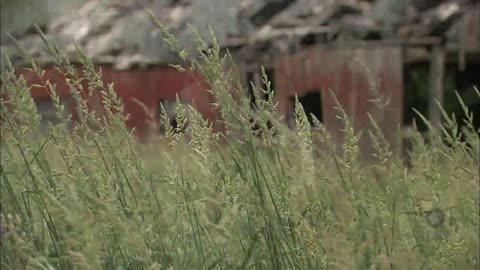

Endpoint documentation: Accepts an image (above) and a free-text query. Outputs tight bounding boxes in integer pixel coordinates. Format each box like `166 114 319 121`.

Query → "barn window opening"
246 67 275 109
264 68 275 92
300 33 316 46
446 61 480 131
246 70 256 107
363 31 382 40
35 98 72 134
158 99 187 134
289 90 323 127
246 67 276 134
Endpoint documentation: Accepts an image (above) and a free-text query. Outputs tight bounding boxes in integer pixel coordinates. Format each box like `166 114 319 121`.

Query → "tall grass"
0 15 479 269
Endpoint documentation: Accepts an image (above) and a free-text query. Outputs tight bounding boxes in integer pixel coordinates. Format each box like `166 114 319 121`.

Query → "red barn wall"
19 64 215 139
275 45 404 156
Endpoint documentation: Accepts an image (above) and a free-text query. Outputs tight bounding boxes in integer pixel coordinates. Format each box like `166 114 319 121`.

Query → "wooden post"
237 59 247 89
429 44 445 129
253 70 262 88
458 15 467 71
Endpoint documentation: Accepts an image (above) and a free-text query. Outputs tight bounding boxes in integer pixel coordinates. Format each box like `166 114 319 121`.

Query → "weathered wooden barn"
223 0 480 155
20 64 211 138
2 0 479 151
1 0 242 139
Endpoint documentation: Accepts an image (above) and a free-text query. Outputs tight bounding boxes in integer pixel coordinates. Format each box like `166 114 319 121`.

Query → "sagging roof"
2 0 196 70
1 0 478 71
224 0 479 54
1 0 247 70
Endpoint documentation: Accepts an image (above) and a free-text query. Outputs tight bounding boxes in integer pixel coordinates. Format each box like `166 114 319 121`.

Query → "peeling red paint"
13 45 403 155
18 64 216 140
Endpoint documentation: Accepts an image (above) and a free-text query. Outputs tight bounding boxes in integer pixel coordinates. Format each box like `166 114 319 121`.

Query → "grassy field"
0 20 479 270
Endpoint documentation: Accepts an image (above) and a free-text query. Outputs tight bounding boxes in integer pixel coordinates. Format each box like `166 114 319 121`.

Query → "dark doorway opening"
246 70 256 107
289 90 323 126
158 99 187 134
403 63 431 132
246 68 275 109
246 68 276 134
35 97 73 133
403 61 480 133
447 61 480 131
264 68 275 92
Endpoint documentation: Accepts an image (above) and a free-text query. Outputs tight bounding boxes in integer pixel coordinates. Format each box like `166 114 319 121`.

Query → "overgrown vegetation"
0 14 479 269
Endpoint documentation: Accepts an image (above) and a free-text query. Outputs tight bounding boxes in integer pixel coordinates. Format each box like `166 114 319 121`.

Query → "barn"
1 0 233 139
223 0 480 156
2 0 479 152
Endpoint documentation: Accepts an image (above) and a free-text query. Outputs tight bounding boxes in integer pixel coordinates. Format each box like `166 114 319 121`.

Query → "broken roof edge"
220 29 446 51
225 37 479 67
225 0 476 53
0 0 205 71
1 29 200 72
1 47 194 72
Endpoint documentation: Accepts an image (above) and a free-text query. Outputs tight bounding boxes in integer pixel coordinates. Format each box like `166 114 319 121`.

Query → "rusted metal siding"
19 64 215 139
275 45 404 156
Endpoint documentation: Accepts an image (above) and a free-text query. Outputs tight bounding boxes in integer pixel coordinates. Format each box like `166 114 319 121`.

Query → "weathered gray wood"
458 15 467 71
253 71 262 89
429 44 446 129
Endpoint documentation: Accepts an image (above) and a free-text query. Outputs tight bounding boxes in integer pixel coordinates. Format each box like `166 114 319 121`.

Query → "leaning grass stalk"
248 138 298 269
247 135 299 262
180 170 207 269
0 165 25 222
